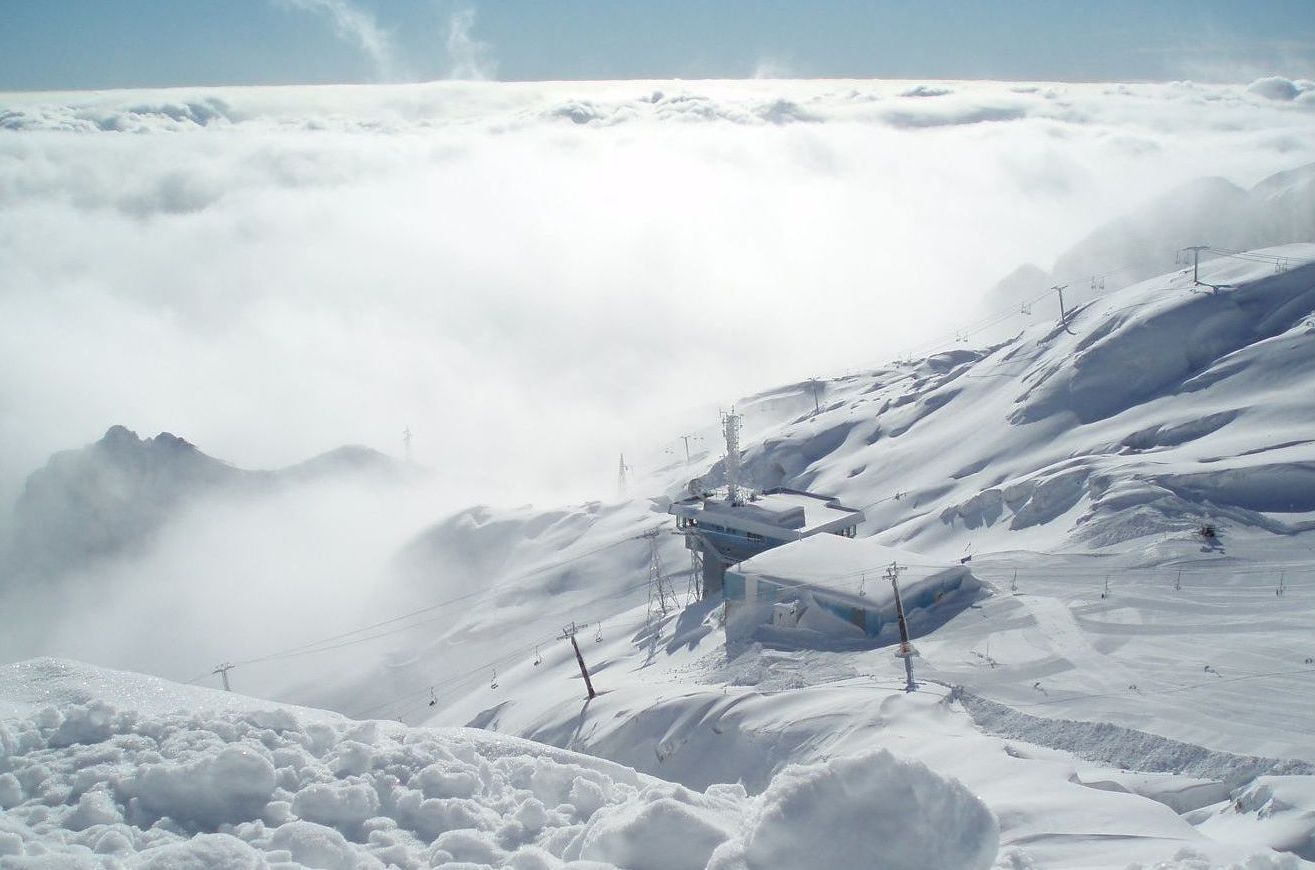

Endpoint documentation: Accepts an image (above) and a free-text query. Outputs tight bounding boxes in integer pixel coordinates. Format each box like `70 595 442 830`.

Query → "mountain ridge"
1 425 406 584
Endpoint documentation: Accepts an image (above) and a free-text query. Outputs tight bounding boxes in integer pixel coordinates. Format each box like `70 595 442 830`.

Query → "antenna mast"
721 410 743 506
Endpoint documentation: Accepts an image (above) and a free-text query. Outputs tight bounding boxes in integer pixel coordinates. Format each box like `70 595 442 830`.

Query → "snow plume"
278 0 398 80
444 6 496 80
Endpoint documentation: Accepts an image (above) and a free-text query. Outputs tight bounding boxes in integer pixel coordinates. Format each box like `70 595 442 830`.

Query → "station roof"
727 534 970 609
669 488 863 541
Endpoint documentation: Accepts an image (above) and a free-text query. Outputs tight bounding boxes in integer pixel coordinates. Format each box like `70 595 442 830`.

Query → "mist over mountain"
989 161 1315 309
1 426 404 584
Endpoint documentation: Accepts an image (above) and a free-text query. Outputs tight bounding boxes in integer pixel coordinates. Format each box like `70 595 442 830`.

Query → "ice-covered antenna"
721 409 744 506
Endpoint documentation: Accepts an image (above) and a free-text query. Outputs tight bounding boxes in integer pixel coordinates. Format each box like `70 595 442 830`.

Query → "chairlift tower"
1052 285 1076 335
808 378 824 415
643 529 676 621
686 547 704 603
886 562 918 692
678 433 703 465
212 662 235 692
559 622 596 700
1180 245 1210 285
617 453 632 497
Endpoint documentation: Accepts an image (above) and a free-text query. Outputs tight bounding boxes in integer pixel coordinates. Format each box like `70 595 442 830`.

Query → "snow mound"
1128 846 1301 870
708 750 998 870
1194 776 1315 863
0 661 998 869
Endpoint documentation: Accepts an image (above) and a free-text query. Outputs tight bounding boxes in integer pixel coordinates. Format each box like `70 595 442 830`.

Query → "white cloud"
1 79 1314 681
1246 75 1315 102
278 0 399 80
444 7 496 81
1 82 1313 505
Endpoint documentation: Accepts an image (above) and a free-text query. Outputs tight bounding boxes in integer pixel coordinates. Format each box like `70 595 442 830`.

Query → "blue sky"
2 0 1314 90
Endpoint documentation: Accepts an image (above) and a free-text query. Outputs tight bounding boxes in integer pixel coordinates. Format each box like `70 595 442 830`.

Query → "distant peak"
99 425 141 447
97 426 198 453
150 432 196 451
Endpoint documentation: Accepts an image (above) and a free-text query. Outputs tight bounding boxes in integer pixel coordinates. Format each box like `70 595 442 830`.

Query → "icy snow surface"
0 659 998 869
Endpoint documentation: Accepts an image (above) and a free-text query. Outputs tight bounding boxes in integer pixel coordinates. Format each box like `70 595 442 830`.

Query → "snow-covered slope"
0 659 999 870
373 247 1315 868
730 245 1315 556
6 248 1315 869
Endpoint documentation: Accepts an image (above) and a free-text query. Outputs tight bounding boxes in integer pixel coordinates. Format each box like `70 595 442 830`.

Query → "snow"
681 490 862 536
7 249 1315 868
1194 777 1315 861
728 533 974 610
394 251 1315 866
707 749 997 870
0 660 999 869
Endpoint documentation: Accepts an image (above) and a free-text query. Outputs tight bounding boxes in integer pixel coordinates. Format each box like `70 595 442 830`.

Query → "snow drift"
0 658 998 870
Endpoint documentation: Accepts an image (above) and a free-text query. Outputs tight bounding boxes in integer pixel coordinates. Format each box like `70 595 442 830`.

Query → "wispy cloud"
1138 36 1315 84
279 0 399 80
444 7 496 80
752 57 796 80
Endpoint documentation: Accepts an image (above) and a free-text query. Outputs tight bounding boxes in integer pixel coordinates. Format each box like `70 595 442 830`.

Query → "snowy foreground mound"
0 660 998 870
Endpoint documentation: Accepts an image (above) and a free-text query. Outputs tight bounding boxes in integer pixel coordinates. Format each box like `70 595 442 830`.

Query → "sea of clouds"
2 77 1314 507
2 77 1314 687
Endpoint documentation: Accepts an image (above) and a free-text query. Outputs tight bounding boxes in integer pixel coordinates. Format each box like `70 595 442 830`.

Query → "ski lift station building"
723 535 981 641
669 487 864 598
